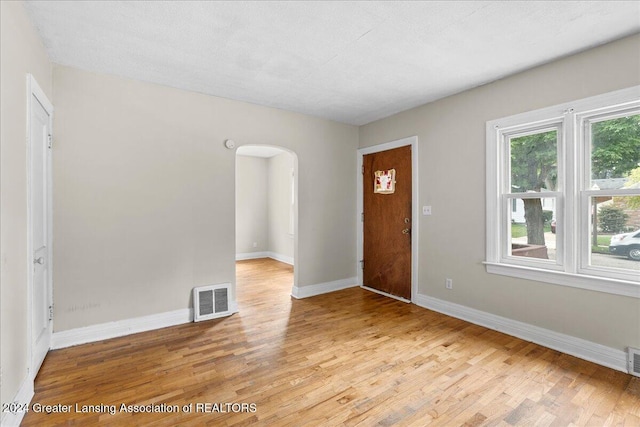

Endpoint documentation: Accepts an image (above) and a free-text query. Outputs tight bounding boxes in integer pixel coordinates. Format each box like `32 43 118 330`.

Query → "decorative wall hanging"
374 169 396 194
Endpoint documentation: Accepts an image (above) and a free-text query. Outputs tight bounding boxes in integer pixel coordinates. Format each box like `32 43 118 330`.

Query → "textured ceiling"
24 1 640 125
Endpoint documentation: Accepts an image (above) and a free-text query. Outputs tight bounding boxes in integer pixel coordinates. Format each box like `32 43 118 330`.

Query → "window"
486 86 640 298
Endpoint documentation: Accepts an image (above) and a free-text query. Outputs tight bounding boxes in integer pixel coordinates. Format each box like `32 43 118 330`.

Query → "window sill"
484 262 640 298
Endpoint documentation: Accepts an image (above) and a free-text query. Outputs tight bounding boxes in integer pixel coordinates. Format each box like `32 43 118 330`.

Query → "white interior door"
29 75 53 377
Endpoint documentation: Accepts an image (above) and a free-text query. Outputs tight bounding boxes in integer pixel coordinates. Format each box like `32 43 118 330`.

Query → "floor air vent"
193 284 232 322
629 347 640 377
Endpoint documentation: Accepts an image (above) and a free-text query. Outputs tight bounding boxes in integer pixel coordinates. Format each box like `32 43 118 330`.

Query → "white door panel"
29 77 53 377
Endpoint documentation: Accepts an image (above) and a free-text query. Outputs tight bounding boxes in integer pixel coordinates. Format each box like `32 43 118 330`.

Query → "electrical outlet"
445 278 453 289
253 242 258 248
422 205 432 215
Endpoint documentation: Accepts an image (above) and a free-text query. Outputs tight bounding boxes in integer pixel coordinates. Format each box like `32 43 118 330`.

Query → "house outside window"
485 86 640 298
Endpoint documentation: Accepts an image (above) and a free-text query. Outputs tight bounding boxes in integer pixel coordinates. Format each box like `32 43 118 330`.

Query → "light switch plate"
422 205 432 215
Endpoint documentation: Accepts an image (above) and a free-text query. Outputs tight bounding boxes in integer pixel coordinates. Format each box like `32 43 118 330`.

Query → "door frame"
234 144 299 295
26 74 54 379
357 136 419 302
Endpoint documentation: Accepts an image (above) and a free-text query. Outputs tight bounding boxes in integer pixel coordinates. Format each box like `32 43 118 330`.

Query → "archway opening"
235 145 298 302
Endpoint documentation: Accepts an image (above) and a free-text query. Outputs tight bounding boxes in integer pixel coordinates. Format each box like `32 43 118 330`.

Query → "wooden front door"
363 145 412 300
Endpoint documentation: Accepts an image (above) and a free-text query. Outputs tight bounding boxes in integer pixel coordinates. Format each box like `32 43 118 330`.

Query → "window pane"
590 114 640 188
510 130 557 193
508 197 556 261
589 196 640 272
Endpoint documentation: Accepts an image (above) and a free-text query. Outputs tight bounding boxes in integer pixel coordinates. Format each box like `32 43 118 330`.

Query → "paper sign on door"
374 169 396 194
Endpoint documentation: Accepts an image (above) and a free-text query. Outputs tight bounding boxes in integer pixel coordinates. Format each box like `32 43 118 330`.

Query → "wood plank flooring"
22 258 640 426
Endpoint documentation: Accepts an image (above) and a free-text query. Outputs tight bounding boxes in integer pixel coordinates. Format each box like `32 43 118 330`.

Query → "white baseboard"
1 374 34 427
291 277 358 299
51 307 200 349
236 252 294 265
414 294 627 373
267 252 294 266
236 252 269 261
52 302 240 349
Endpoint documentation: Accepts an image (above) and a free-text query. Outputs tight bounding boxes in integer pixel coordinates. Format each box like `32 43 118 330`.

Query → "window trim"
486 86 640 298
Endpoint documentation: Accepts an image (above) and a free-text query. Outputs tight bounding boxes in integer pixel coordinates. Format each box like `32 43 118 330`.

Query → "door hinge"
360 259 364 269
47 134 52 149
361 165 364 174
48 305 53 321
361 212 364 222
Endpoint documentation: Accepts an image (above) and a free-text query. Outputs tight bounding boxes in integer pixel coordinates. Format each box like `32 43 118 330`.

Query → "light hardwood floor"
22 258 640 426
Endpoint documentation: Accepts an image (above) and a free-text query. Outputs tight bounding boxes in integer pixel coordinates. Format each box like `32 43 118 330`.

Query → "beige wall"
0 0 53 409
236 155 269 254
236 152 295 260
3 5 638 411
268 152 295 260
52 65 358 331
359 34 640 351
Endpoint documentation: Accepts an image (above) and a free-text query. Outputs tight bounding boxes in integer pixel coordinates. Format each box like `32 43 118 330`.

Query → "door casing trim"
357 136 419 302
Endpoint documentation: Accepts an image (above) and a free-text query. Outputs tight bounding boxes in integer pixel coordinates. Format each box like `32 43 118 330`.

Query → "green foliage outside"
591 235 614 254
624 166 640 209
511 223 527 238
591 115 640 179
510 114 639 246
510 130 557 245
510 131 557 193
598 205 629 233
511 222 551 239
592 245 610 254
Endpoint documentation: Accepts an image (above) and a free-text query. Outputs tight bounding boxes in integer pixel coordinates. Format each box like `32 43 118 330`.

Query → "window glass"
507 197 557 261
590 114 640 188
589 195 640 270
510 129 558 193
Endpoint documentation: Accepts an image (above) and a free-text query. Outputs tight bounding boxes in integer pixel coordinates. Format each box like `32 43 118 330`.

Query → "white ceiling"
24 1 640 126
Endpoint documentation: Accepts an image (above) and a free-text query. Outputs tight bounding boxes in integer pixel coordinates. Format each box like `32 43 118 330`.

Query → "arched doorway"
235 145 298 298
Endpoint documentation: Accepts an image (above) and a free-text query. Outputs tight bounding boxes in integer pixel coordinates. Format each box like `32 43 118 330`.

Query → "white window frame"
486 86 640 298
